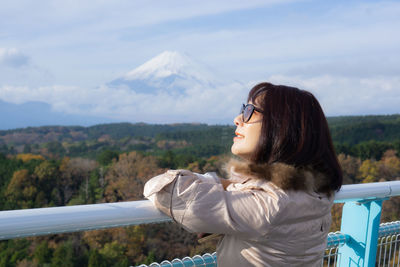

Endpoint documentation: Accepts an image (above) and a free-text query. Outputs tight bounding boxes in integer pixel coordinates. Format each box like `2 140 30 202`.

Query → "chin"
231 145 239 156
231 148 249 160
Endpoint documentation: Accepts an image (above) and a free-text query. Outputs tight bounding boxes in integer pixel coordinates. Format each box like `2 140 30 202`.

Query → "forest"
0 114 400 266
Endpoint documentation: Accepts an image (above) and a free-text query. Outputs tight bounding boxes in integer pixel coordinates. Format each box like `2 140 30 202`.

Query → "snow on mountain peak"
124 51 217 83
107 50 239 95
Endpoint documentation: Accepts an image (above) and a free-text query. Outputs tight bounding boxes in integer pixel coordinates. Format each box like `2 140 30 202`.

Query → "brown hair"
248 82 342 192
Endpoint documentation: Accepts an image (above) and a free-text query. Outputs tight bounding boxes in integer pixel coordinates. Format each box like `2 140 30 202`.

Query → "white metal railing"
1 181 400 241
333 181 400 203
0 200 170 240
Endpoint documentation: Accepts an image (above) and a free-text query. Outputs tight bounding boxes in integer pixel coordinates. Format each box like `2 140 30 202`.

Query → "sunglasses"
240 103 263 123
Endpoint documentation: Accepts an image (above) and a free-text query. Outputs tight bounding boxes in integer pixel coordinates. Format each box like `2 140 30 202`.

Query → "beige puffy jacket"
143 161 334 267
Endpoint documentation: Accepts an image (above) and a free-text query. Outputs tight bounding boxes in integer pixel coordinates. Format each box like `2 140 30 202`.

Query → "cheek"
246 133 260 151
231 124 262 157
246 125 261 150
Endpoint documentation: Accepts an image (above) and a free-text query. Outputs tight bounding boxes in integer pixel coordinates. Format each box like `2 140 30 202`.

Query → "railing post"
338 199 383 267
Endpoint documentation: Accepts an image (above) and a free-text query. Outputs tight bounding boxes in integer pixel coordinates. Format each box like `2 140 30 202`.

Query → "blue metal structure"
331 181 400 266
338 200 383 266
1 181 400 266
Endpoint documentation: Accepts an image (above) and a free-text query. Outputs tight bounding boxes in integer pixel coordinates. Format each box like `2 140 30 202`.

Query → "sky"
0 0 399 126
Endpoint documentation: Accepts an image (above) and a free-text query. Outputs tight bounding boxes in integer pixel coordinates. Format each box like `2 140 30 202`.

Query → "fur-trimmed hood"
226 159 332 195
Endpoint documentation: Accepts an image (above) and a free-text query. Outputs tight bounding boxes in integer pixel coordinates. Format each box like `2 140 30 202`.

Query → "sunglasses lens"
243 104 254 122
240 104 245 114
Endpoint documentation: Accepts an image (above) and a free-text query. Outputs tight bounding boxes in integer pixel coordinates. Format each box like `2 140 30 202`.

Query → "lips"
235 132 244 138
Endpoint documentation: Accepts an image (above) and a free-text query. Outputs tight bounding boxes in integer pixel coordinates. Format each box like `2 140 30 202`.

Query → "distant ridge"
0 100 114 130
327 114 400 126
0 115 399 146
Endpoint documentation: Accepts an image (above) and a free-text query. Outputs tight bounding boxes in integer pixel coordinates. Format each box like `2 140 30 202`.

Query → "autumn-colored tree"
58 157 98 205
358 159 380 183
104 151 162 202
83 230 114 251
6 169 36 209
16 153 45 163
34 161 58 182
186 160 204 173
330 203 344 232
356 149 400 184
202 155 228 176
186 155 228 176
31 160 60 206
379 149 400 180
381 196 400 223
84 228 133 265
337 154 361 184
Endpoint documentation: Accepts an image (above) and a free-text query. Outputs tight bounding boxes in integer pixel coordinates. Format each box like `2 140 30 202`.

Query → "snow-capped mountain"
108 51 226 94
0 51 247 129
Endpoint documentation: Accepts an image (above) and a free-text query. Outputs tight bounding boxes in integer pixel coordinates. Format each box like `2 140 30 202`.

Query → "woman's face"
231 102 262 160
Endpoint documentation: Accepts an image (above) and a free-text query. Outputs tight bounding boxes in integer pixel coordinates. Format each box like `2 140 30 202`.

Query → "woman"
143 82 342 266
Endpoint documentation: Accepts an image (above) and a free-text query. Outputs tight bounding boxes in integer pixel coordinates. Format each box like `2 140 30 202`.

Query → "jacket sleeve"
143 170 281 241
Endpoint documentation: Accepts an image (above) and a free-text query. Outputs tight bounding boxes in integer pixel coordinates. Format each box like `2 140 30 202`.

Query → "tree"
354 140 391 160
88 249 107 267
97 150 119 166
45 141 66 158
158 150 178 169
33 160 59 206
23 144 32 153
6 169 36 209
337 154 361 184
0 239 31 267
104 152 162 202
16 153 45 163
99 241 128 266
379 149 400 180
33 241 53 265
59 157 98 205
51 241 74 267
358 159 379 183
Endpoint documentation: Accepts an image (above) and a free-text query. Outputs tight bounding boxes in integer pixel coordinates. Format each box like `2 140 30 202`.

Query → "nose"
234 114 243 126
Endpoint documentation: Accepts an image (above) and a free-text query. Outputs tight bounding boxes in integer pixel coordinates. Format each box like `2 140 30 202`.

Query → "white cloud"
113 1 400 83
0 0 295 29
1 0 398 88
0 82 248 124
1 72 399 125
0 0 399 123
266 75 400 116
0 48 29 68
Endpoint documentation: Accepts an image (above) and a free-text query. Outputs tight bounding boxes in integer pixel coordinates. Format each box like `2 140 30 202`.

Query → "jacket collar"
225 159 332 195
